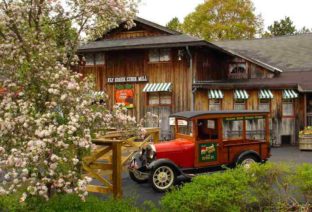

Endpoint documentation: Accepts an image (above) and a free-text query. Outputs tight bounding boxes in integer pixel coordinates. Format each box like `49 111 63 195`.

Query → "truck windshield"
177 119 193 136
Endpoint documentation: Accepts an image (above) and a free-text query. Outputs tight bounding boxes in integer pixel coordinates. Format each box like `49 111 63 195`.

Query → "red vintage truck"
128 110 271 192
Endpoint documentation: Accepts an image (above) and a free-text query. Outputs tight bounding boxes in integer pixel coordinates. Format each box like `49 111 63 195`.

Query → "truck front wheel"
150 165 176 192
129 170 149 183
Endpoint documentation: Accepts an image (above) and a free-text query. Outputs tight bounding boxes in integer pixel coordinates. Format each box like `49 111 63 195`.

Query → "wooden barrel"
299 135 312 150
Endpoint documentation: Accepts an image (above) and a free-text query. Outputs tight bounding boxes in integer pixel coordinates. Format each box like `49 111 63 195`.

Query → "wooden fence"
83 128 160 198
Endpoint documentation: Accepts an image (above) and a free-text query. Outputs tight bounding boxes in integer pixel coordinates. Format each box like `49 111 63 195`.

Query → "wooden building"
77 18 312 145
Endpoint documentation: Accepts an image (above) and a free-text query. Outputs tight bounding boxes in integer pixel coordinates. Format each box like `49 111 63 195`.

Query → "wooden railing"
83 128 160 198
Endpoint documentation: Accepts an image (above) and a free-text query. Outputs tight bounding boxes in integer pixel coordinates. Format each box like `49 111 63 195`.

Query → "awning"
259 89 274 99
283 89 298 99
234 89 249 99
142 83 172 92
208 89 224 99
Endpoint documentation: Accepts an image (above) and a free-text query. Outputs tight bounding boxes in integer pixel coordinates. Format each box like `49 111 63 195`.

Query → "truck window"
177 119 193 136
197 119 218 140
223 118 243 140
245 118 266 141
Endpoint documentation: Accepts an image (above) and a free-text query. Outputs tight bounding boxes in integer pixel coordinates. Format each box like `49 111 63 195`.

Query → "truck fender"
147 159 182 176
236 150 261 164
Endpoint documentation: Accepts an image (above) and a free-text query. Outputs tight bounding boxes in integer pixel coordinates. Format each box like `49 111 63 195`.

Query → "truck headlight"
146 144 156 160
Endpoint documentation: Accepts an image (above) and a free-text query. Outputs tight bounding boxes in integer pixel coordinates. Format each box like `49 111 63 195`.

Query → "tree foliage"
182 0 263 41
0 0 139 202
265 16 296 37
166 17 182 32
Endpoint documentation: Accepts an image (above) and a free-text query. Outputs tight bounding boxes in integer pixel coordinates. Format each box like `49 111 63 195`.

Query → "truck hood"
154 138 194 153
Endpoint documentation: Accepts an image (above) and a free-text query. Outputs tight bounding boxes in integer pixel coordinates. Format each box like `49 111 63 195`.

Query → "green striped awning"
208 90 224 99
259 89 274 99
234 89 249 100
142 83 172 92
283 89 298 99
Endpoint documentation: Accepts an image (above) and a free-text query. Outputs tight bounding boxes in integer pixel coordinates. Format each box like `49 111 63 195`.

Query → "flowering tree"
0 0 138 202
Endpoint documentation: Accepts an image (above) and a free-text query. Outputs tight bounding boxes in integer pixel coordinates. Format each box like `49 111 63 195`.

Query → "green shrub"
160 162 306 212
293 163 312 201
0 193 140 212
160 167 253 212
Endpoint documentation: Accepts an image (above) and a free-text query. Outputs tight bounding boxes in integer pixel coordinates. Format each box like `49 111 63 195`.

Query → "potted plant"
299 126 312 150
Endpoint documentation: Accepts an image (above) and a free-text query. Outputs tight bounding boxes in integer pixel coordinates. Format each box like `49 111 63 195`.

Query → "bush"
0 193 140 212
160 167 253 212
161 162 312 211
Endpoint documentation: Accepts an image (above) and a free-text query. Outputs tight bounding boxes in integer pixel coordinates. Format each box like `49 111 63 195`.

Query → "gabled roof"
78 34 223 53
134 17 180 35
214 33 312 72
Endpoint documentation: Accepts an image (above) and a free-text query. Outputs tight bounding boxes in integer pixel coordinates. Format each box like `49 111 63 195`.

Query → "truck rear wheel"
150 165 176 192
237 155 258 168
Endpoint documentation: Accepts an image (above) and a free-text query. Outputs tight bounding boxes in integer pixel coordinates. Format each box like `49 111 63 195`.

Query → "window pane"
160 93 172 105
209 99 221 111
160 49 170 61
149 49 159 62
283 101 294 116
246 118 266 141
148 93 159 105
197 119 218 140
177 120 193 136
85 54 94 65
234 100 246 110
95 53 105 65
223 119 244 140
259 102 270 111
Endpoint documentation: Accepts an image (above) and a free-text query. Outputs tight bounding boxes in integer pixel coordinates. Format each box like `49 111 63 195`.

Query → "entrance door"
195 119 220 167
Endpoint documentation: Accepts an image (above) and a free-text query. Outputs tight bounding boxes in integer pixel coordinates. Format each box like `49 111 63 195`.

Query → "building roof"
78 34 210 52
194 70 312 92
214 33 312 72
133 17 180 35
170 110 269 119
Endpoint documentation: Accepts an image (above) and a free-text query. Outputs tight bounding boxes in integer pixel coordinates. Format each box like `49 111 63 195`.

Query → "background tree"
297 26 311 34
182 0 263 41
266 16 296 37
166 17 182 32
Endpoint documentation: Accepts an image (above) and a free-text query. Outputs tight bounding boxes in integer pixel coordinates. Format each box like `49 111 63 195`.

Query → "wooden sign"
107 76 148 84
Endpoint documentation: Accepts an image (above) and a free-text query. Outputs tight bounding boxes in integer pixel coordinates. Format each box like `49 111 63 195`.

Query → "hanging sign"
107 76 148 84
115 89 134 109
224 115 264 121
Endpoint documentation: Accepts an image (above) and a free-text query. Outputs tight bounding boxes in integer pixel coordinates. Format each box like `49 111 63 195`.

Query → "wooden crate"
299 135 312 150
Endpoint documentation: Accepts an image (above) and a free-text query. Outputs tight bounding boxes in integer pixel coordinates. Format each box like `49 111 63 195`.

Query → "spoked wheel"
150 165 176 192
129 170 149 183
237 155 258 169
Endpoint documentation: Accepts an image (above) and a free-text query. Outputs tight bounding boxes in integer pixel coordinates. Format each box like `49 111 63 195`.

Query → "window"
245 118 266 141
84 54 94 66
234 99 246 110
209 99 221 111
197 119 219 140
259 99 271 111
177 119 193 136
95 53 105 65
282 99 294 116
149 49 171 62
223 118 244 140
148 92 172 106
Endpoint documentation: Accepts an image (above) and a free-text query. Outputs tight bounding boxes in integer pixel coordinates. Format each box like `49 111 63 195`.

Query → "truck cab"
129 110 271 192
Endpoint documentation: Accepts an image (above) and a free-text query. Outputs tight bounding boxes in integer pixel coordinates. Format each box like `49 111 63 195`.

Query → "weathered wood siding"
79 48 192 122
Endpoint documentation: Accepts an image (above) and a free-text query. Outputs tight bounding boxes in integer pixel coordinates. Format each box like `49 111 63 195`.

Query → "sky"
138 0 312 30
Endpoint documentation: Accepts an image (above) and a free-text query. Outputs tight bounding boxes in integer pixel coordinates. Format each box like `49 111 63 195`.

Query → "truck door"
195 118 221 167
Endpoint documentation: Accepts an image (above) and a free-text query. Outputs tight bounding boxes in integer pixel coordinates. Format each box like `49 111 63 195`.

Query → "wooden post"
304 94 307 127
265 114 270 145
154 130 159 144
112 142 122 199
